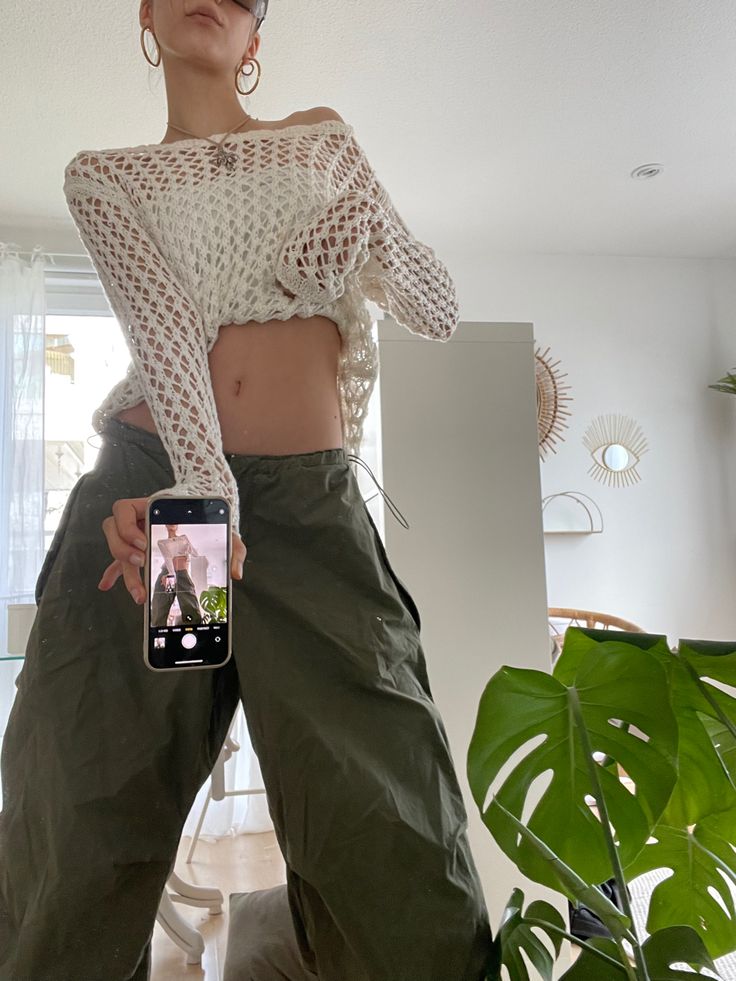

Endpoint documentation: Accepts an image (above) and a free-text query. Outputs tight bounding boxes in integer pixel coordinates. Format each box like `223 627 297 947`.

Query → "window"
43 313 130 550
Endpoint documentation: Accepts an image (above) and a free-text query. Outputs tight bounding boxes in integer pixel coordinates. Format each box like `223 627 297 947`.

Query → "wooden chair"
548 607 646 663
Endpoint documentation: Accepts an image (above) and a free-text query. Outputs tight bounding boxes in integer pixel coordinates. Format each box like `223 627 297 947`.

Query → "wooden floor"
153 831 586 980
152 830 286 981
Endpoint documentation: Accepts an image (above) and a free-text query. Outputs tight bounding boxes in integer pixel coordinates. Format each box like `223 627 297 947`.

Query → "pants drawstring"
346 454 410 530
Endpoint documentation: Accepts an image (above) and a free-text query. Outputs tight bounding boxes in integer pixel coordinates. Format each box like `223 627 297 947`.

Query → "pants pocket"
361 502 422 634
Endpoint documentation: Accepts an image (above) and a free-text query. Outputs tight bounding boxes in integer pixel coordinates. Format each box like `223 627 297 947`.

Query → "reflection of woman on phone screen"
1 1 496 978
151 523 202 627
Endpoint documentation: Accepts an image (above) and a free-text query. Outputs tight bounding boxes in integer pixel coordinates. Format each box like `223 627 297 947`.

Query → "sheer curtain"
0 244 46 736
182 706 274 839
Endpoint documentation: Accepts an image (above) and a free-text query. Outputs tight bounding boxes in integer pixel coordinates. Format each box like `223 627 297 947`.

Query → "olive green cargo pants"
0 416 495 981
151 562 201 626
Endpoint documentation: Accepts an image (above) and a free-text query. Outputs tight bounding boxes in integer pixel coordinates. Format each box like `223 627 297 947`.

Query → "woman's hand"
97 496 247 605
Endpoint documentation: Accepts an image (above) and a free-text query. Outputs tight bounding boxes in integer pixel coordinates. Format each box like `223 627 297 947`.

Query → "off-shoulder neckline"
104 118 354 155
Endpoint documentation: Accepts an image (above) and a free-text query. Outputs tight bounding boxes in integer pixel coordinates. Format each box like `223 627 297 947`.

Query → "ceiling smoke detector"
631 163 665 180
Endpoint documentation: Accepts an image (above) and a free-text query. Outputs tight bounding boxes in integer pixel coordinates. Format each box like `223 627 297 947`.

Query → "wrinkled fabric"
0 416 495 981
224 884 319 981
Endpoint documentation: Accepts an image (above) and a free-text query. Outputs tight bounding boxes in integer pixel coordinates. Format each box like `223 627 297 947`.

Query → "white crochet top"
63 118 459 517
157 533 199 577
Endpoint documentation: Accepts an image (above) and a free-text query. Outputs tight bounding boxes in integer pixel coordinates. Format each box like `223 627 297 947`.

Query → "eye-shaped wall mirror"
582 414 649 487
535 343 574 460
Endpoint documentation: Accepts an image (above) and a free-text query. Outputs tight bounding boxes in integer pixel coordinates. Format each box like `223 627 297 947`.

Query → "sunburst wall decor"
535 344 574 460
582 414 649 487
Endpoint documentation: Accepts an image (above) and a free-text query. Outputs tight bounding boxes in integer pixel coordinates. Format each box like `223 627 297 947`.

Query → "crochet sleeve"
63 153 240 518
275 127 459 342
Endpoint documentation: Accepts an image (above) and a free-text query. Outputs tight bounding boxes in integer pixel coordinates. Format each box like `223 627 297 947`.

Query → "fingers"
98 555 145 604
231 530 247 580
100 505 148 604
97 557 122 591
119 552 145 603
113 497 149 551
101 512 145 569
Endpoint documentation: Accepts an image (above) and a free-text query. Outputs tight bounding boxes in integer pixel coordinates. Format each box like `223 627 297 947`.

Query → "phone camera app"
149 514 228 630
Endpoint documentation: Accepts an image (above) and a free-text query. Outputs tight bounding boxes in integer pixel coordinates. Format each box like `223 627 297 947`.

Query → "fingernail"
130 553 144 566
135 590 145 603
135 538 147 550
237 563 244 578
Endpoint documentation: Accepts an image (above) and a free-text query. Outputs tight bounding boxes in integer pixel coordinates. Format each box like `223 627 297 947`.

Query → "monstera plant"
198 584 228 623
467 627 736 980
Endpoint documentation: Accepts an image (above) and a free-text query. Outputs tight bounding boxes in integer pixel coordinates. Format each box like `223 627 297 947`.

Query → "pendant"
214 145 238 173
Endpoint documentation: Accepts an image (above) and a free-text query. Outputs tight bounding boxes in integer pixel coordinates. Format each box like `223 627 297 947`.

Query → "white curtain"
0 244 46 737
182 704 275 839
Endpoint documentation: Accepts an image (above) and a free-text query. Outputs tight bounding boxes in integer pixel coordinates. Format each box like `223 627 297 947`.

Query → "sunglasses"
232 0 269 26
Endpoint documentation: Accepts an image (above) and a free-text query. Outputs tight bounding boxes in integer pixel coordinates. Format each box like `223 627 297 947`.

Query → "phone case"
143 493 233 672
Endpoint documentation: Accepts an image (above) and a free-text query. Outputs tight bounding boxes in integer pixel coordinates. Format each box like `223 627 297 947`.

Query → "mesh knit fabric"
63 119 459 517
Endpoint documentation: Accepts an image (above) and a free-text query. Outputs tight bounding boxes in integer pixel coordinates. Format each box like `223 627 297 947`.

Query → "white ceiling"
3 0 736 259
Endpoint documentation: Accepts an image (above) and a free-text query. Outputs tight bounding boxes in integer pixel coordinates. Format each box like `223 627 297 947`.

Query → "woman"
152 523 202 626
0 1 495 979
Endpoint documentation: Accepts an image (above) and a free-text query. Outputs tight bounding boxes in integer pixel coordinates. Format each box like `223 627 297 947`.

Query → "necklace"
164 115 258 173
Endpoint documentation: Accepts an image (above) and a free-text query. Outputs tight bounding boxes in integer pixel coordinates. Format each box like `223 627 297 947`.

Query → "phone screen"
144 495 232 671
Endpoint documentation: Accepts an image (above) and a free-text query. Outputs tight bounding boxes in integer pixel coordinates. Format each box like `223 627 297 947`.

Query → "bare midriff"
113 315 344 455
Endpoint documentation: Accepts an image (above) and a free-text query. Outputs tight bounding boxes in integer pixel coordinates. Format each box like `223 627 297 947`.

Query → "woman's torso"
114 112 345 456
159 535 192 556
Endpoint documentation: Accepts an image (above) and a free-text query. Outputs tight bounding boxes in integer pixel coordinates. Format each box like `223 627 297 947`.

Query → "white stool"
184 701 268 865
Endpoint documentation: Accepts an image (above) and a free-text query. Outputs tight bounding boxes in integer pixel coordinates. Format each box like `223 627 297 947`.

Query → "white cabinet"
375 317 564 941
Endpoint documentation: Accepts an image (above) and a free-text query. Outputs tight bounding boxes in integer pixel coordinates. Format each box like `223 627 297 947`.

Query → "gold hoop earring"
139 26 261 94
140 26 161 67
236 57 261 96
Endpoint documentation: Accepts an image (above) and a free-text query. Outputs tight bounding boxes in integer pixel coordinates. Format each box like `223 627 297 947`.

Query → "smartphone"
143 494 233 672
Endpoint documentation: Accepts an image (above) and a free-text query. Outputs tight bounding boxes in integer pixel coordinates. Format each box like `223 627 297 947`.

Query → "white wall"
708 259 736 590
440 252 736 648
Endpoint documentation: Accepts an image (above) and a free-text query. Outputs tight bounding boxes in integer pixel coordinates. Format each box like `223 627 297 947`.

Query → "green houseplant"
709 370 736 396
467 627 736 980
198 584 228 623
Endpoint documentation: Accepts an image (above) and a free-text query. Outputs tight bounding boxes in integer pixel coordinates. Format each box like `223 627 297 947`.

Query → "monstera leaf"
640 927 721 979
659 656 736 828
624 811 736 963
559 926 719 980
486 888 565 981
558 936 631 980
467 637 679 897
621 642 736 962
199 584 228 622
701 713 736 786
551 629 672 689
490 806 633 942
